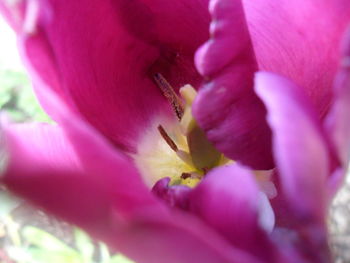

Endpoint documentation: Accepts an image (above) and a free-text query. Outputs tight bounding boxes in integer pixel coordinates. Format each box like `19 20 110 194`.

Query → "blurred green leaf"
0 190 19 219
0 70 28 90
99 242 134 263
20 226 87 263
22 226 78 254
74 228 94 263
26 247 83 263
109 254 134 263
8 244 85 263
7 246 33 263
17 84 52 122
0 69 52 122
99 242 111 263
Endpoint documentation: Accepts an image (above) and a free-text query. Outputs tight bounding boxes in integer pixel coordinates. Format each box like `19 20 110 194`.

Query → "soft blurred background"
0 16 349 263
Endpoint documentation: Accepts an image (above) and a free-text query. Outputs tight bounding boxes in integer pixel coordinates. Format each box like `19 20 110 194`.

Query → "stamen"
153 73 184 120
157 125 178 152
180 172 201 180
181 172 191 179
158 125 194 167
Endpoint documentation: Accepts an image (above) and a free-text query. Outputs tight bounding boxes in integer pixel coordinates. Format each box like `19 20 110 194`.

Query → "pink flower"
1 0 350 262
1 0 349 169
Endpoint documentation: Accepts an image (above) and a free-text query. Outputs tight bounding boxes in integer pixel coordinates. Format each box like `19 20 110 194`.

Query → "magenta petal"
1 86 264 263
244 0 350 117
1 121 156 228
193 0 273 169
2 122 264 263
1 0 211 153
113 212 266 263
115 0 210 86
325 27 350 167
189 164 274 260
255 72 329 223
152 177 191 210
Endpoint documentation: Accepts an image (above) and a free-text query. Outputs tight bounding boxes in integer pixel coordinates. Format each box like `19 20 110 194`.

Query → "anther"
181 172 201 180
181 173 191 179
158 125 178 152
153 73 184 120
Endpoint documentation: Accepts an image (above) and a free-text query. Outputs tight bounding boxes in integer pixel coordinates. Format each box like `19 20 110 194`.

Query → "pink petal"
111 212 265 263
0 0 211 153
189 164 275 260
2 122 263 263
325 26 350 167
255 73 334 262
193 0 273 170
255 72 329 223
244 0 350 117
152 177 192 210
1 121 157 229
0 87 262 263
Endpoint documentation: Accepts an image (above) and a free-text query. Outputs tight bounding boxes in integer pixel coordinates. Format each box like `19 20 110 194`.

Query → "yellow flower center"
134 75 231 188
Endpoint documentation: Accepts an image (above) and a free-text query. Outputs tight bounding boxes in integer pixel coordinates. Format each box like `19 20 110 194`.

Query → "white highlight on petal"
5 0 21 5
342 56 350 68
255 170 277 198
258 192 275 233
23 0 39 34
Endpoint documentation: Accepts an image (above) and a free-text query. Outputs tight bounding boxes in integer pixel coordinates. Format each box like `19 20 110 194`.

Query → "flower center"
134 74 230 188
